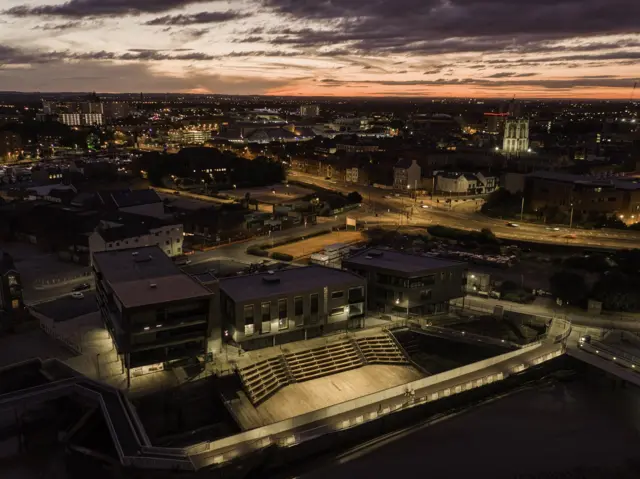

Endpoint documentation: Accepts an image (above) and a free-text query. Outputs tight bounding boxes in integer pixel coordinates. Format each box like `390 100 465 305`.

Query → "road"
456 295 640 332
290 171 640 250
23 279 95 305
186 217 344 268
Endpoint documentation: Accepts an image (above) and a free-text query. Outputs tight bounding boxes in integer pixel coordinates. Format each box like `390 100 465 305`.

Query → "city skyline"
0 0 639 99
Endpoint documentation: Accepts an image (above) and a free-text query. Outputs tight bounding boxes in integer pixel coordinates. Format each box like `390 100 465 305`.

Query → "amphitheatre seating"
356 335 409 365
237 356 292 404
284 340 365 382
238 335 412 405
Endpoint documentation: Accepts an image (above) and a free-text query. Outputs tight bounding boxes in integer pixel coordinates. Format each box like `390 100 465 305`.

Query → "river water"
304 373 640 479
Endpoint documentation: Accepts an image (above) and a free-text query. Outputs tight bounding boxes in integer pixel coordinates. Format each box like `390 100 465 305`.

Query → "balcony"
132 330 206 352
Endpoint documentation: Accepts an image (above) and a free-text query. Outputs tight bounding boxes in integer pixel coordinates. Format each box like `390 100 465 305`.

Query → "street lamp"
569 203 574 229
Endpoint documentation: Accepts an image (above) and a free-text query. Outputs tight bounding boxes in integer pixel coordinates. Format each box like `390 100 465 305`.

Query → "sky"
0 0 639 98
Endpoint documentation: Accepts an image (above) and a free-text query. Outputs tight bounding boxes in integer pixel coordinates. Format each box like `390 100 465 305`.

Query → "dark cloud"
257 0 640 59
0 45 216 64
0 45 64 64
0 61 290 93
5 0 215 18
37 20 87 31
318 76 639 90
485 72 537 78
145 11 250 26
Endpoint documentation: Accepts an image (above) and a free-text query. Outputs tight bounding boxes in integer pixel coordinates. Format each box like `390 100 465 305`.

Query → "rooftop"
219 265 363 303
529 171 640 190
344 248 464 274
97 188 162 209
93 246 212 308
32 292 98 322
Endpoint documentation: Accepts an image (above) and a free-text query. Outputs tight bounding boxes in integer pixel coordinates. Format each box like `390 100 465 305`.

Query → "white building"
59 113 82 126
83 113 104 126
435 172 498 195
502 119 529 154
89 218 184 262
58 113 103 126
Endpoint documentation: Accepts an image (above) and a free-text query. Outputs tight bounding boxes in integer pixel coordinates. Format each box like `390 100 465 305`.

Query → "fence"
33 270 91 290
37 314 83 355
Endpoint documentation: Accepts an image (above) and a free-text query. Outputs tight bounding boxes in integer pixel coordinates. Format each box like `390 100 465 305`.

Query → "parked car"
73 283 91 292
70 292 84 299
506 222 519 227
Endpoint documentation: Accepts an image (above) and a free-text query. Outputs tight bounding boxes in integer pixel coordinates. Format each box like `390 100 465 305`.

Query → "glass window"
278 299 288 330
331 290 344 299
244 305 254 336
261 302 270 322
294 296 303 316
244 305 254 325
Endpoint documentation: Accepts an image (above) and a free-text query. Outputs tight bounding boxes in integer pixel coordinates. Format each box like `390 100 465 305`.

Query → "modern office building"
218 266 366 350
343 248 467 317
92 246 217 379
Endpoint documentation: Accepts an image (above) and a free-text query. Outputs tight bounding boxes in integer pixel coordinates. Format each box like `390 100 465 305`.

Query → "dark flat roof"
219 265 363 303
93 246 212 308
344 248 464 274
32 293 98 322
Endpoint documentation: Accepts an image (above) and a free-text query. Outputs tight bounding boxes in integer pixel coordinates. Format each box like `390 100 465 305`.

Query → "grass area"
269 230 364 259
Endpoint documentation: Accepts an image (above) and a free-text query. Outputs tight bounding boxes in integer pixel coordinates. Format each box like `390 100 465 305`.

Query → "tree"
549 271 589 305
346 191 363 204
592 272 640 312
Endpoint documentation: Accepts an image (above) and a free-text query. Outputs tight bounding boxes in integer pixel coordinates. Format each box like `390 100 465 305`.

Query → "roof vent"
149 283 157 288
369 251 383 257
262 275 280 284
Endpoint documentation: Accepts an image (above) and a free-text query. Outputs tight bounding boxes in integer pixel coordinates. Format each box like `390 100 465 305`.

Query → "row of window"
107 237 182 248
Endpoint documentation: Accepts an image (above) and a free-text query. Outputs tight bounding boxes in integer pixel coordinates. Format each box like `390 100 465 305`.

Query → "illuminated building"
502 119 530 154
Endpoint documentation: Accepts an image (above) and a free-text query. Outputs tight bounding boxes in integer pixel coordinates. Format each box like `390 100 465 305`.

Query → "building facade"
89 218 184 261
343 248 467 317
299 105 320 117
502 119 529 154
0 132 22 161
393 158 422 190
92 246 217 377
525 171 640 219
435 172 498 195
0 251 23 314
219 266 366 350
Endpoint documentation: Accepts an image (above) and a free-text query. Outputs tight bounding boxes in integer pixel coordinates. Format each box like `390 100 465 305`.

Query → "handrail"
408 320 521 349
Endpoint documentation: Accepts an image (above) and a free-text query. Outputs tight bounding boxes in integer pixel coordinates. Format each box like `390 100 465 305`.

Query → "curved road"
290 172 640 250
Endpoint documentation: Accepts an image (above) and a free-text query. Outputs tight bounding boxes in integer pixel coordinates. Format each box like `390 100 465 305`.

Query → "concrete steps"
356 335 409 365
284 341 364 382
237 356 292 405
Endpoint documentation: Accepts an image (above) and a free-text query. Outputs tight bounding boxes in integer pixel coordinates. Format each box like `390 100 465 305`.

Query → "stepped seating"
284 340 365 382
356 335 409 365
237 356 292 405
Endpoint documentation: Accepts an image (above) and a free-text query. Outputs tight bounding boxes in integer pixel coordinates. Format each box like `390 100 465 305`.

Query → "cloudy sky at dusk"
0 0 638 98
